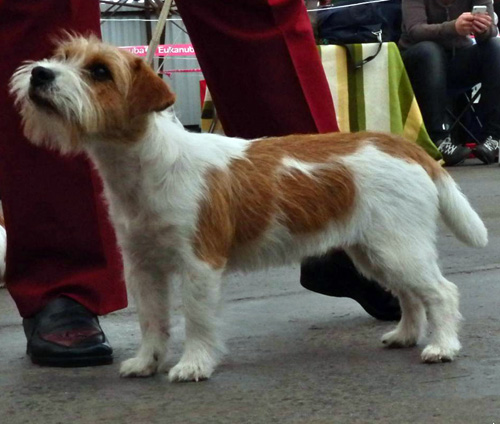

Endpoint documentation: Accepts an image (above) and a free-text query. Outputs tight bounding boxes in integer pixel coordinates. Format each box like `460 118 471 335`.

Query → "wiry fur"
10 37 488 381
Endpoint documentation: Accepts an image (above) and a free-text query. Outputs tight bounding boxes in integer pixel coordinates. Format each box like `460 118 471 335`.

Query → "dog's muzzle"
28 66 59 113
30 66 56 88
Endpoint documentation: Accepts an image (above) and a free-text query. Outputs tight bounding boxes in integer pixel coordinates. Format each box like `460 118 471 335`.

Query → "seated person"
399 0 500 165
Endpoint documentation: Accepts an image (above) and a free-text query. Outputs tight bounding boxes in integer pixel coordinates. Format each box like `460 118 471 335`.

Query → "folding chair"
446 84 483 147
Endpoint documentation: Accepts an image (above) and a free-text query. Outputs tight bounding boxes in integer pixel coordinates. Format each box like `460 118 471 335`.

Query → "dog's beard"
9 61 100 154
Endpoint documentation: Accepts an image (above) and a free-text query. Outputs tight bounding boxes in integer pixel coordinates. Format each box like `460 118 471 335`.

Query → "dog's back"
194 131 485 272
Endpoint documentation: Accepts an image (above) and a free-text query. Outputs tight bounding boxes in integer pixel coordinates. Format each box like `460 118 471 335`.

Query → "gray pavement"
1 159 500 424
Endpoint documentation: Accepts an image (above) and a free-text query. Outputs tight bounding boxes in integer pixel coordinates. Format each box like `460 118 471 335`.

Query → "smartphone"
472 5 487 14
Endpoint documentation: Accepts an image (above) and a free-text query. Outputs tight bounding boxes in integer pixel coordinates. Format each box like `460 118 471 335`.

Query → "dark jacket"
399 0 498 50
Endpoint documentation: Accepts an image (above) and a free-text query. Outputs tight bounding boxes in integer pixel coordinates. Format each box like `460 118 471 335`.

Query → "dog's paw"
120 356 159 378
168 358 214 382
381 329 418 348
421 344 460 363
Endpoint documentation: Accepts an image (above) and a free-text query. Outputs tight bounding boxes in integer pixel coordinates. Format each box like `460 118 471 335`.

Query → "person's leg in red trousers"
0 0 127 365
175 0 400 320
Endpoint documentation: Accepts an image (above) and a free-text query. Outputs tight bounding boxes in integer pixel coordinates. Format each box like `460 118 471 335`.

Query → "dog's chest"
97 154 204 257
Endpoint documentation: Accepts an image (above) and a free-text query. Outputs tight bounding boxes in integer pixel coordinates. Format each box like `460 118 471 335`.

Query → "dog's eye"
89 64 112 82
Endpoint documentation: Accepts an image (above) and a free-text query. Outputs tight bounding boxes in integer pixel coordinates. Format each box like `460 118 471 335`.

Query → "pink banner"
160 69 202 77
120 44 196 57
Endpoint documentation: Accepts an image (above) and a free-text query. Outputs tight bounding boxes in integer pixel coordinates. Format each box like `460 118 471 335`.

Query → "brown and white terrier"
10 36 487 382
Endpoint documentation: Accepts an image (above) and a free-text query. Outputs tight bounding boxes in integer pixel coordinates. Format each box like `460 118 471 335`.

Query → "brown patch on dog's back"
277 165 355 234
248 132 362 162
244 135 357 235
365 132 445 180
193 131 442 268
257 131 443 180
193 133 360 266
194 170 233 269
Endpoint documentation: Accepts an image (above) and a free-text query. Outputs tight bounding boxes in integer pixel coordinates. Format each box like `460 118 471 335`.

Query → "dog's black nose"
31 66 55 87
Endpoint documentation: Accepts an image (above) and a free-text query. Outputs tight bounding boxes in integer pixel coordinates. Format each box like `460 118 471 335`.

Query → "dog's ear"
128 58 176 117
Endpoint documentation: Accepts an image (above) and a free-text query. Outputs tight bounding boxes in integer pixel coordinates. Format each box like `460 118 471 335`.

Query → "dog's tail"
435 172 487 247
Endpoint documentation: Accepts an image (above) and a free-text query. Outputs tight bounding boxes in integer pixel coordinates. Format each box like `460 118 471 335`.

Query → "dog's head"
9 35 176 153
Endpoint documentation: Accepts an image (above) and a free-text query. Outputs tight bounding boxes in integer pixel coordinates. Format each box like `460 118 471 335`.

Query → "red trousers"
0 0 127 317
175 0 339 138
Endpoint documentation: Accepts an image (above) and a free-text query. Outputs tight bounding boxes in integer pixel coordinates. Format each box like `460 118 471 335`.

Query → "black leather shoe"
301 251 401 321
23 297 113 367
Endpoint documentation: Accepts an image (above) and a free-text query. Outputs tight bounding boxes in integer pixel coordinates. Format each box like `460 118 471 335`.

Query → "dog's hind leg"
168 267 225 382
346 245 426 347
381 289 426 348
367 244 461 362
418 275 462 363
120 260 171 378
387 260 461 362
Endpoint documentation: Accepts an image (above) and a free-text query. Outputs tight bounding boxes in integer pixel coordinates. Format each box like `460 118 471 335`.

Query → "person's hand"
455 12 474 36
472 12 492 34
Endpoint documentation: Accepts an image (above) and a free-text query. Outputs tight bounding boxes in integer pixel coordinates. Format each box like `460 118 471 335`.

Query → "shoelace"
482 136 499 152
438 137 459 156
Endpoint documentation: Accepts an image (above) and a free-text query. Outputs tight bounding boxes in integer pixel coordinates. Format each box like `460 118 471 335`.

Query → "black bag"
317 0 402 68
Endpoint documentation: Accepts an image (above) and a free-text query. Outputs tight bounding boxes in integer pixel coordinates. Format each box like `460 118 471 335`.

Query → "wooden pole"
145 0 173 66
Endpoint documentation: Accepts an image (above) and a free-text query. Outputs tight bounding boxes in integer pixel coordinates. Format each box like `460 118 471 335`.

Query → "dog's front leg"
120 258 171 378
168 267 224 382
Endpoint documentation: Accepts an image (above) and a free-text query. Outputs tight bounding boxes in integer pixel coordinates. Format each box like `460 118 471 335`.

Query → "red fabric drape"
175 0 339 138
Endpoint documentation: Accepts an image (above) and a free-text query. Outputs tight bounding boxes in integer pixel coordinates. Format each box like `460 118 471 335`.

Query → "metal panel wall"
101 16 203 126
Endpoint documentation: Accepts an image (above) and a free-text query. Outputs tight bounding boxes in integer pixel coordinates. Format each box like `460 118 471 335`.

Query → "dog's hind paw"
381 329 418 348
168 358 214 382
120 356 158 378
421 344 460 363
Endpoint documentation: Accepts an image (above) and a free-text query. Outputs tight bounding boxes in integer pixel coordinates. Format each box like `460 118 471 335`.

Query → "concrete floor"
1 159 500 424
